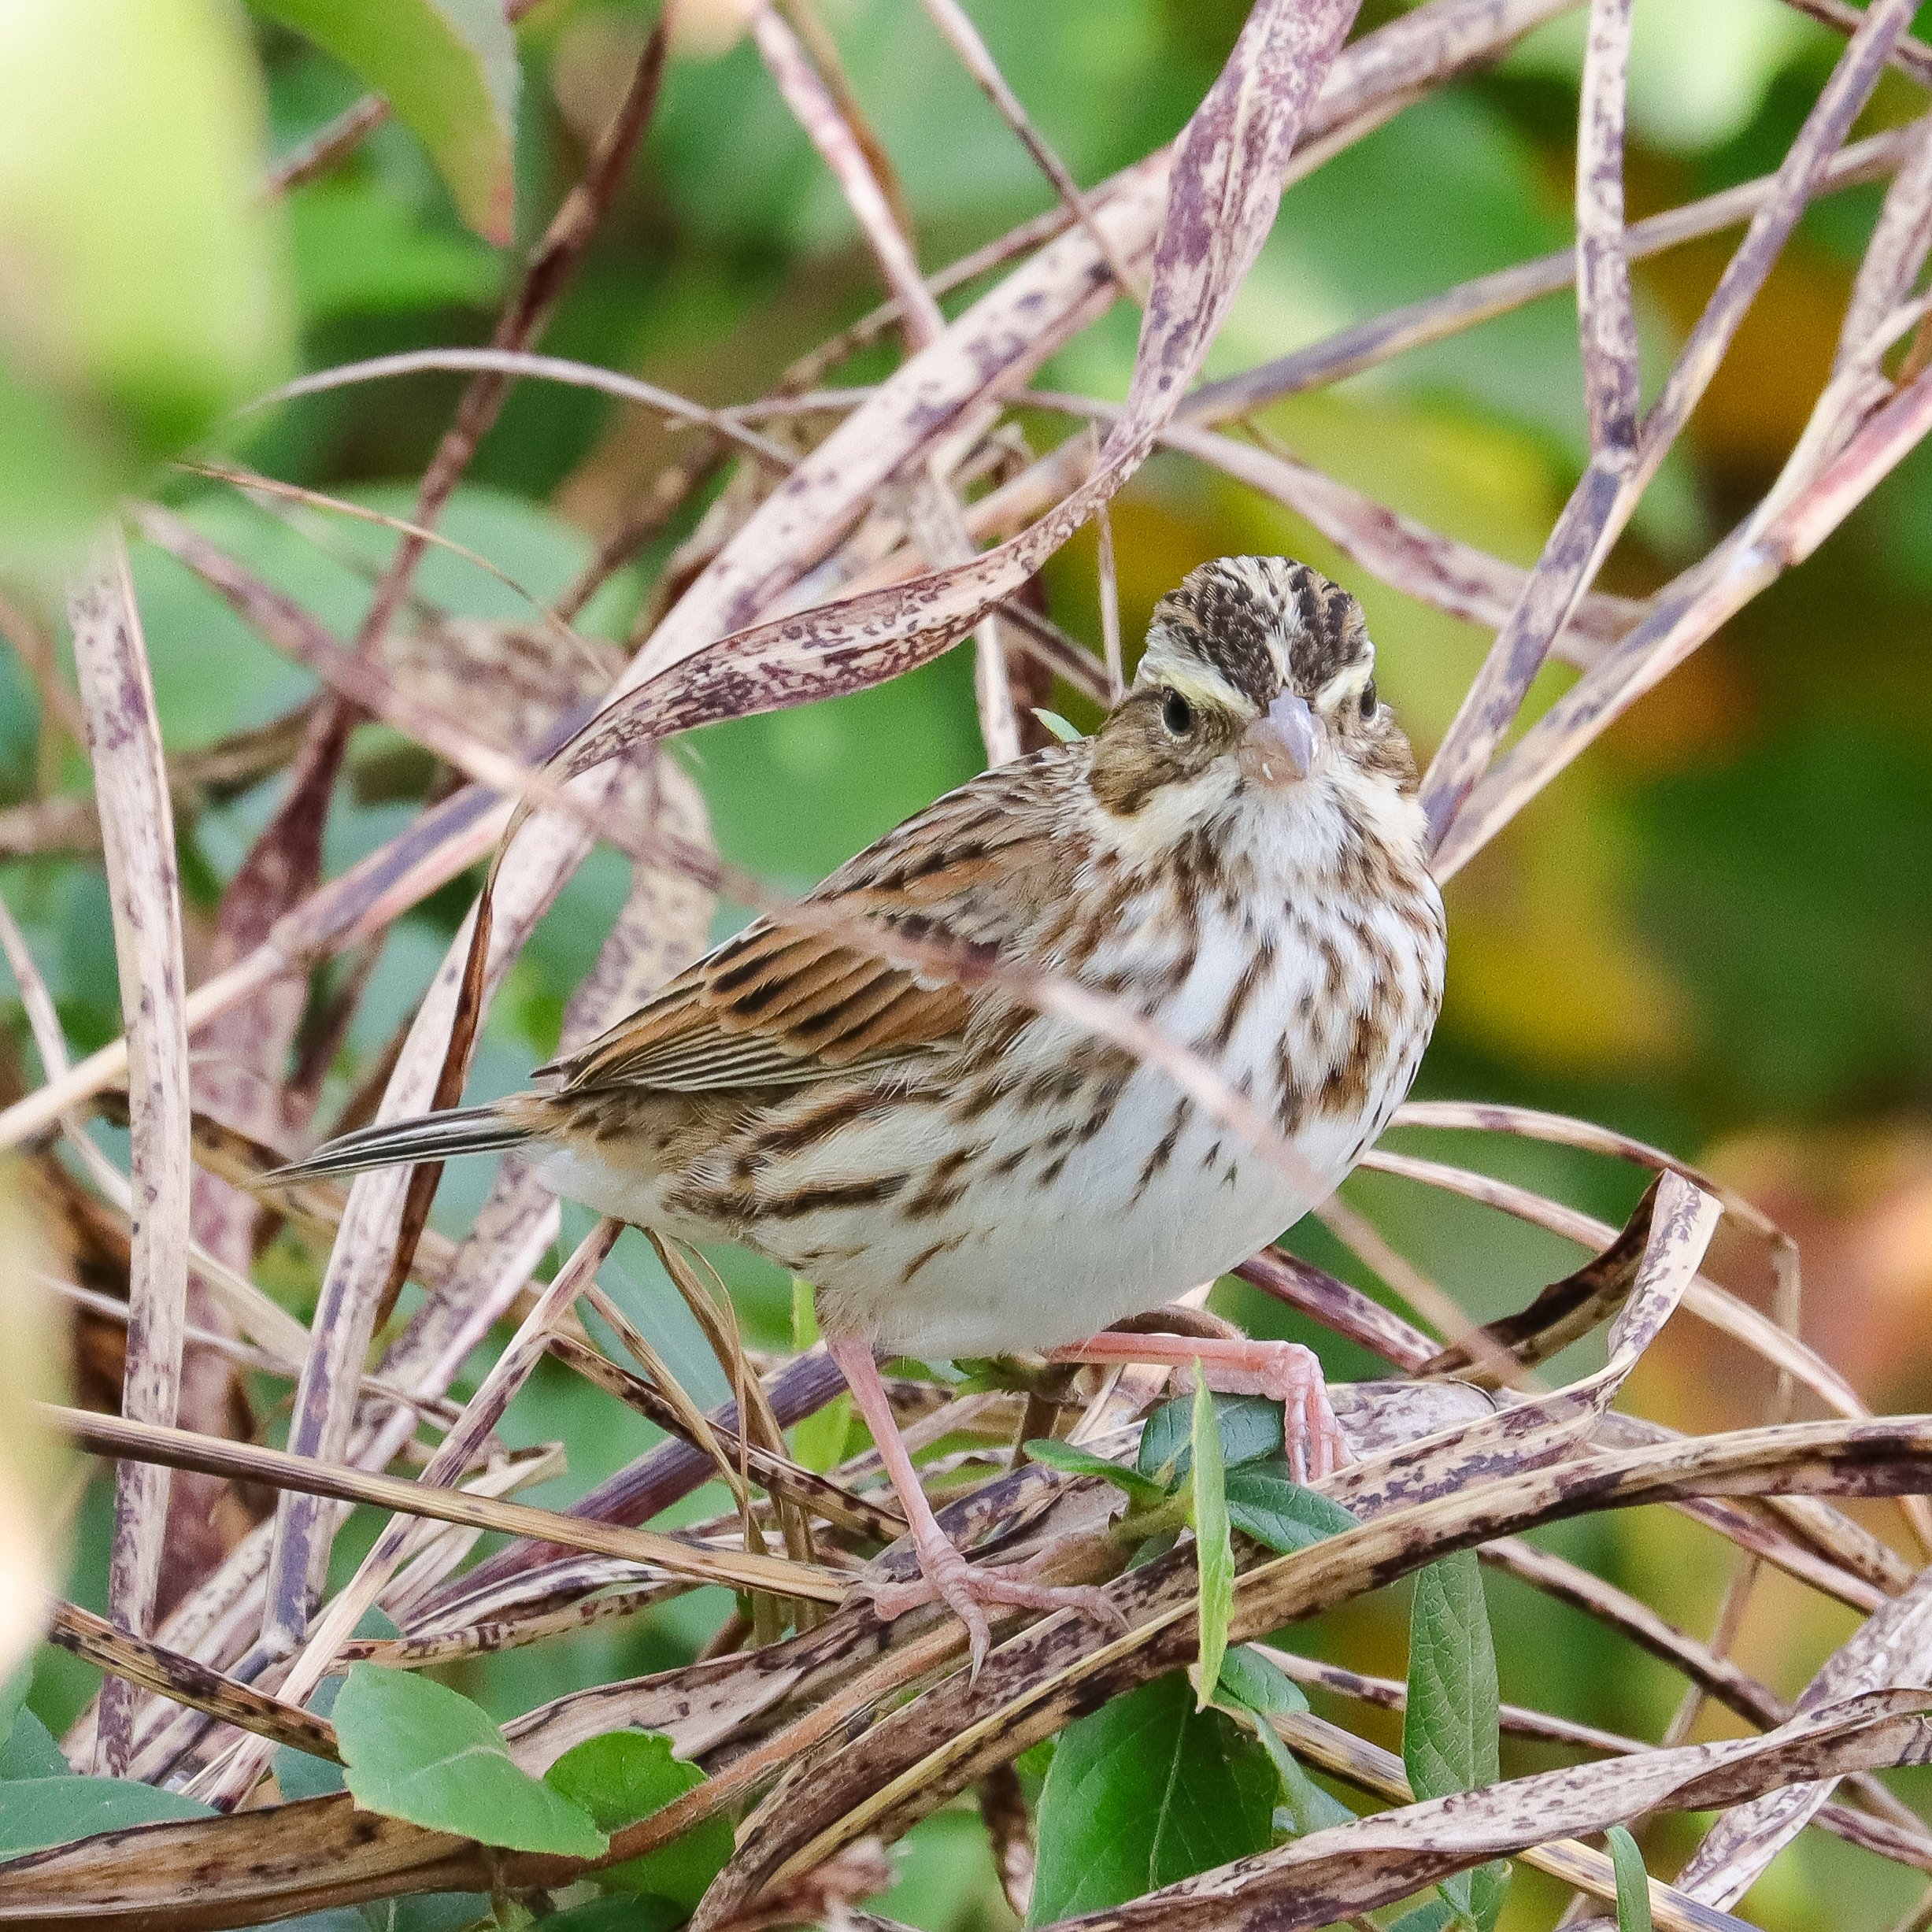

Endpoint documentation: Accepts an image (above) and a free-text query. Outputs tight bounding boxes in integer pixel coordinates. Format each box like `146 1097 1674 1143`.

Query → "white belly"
538 931 1433 1360
536 783 1445 1361
803 1072 1375 1357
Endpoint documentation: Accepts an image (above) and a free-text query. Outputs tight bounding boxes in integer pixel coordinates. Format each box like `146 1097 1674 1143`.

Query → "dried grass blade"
1095 481 1124 700
299 1224 618 1694
176 464 596 671
402 1346 851 1620
580 1270 757 1523
906 469 1025 764
753 7 942 342
1785 0 1932 84
1432 346 1932 877
342 1579 687 1667
1184 128 1917 417
1421 0 1918 846
351 753 716 1478
265 94 389 195
546 1333 904 1539
1217 1686 1746 1930
1419 1176 1664 1379
1325 1174 1719 1521
1237 1242 1439 1369
259 801 596 1653
1393 1097 1787 1240
45 1600 339 1762
68 542 193 1773
611 0 1366 702
257 347 796 469
717 1415 1932 1897
913 0 1141 298
1051 1692 1932 1932
44 1405 846 1601
191 22 674 1285
1835 112 1932 375
2 1014 316 1367
0 774 515 1153
45 1276 448 1425
1675 1557 1932 1904
645 1234 820 1559
191 1222 624 1806
1360 1149 1867 1417
0 1793 484 1927
1152 415 1643 653
1576 0 1638 454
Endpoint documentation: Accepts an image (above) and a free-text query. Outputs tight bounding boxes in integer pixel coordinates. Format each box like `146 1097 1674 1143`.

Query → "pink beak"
1255 690 1322 780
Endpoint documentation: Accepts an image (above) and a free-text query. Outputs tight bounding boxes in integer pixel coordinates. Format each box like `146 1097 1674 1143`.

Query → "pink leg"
1049 1332 1349 1483
824 1334 1123 1677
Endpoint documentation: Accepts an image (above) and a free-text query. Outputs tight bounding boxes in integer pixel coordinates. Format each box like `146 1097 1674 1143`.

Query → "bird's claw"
1190 1339 1349 1483
861 1539 1126 1679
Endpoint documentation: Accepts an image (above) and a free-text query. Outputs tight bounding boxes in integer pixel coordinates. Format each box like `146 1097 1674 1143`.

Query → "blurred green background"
4 1 1932 1926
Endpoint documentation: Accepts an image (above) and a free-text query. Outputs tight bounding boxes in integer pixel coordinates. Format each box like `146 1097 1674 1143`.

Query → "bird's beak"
1249 690 1323 783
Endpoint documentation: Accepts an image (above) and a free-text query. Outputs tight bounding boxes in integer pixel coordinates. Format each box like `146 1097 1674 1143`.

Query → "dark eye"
1360 677 1378 720
1161 688 1194 735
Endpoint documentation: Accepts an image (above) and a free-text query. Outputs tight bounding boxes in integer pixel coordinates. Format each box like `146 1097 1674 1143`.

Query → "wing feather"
546 748 1079 1098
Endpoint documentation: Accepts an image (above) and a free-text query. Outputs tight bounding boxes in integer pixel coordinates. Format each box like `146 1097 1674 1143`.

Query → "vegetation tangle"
1 2 1930 1931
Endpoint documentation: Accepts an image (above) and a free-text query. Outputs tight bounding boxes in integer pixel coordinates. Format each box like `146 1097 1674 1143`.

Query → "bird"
272 555 1447 1673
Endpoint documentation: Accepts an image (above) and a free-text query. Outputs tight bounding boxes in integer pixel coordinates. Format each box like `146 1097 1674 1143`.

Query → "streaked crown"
1136 556 1371 712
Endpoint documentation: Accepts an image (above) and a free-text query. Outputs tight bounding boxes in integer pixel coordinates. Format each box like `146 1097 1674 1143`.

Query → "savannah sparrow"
278 557 1447 1669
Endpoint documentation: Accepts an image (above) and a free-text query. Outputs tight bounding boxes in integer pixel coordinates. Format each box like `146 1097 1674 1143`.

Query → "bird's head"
1088 556 1416 843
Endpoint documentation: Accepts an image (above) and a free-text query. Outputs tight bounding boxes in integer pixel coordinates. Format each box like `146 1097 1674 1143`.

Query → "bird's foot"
861 1533 1125 1680
1050 1329 1351 1484
1189 1338 1348 1483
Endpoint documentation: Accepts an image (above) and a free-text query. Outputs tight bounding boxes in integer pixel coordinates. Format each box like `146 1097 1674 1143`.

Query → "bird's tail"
262 1103 533 1187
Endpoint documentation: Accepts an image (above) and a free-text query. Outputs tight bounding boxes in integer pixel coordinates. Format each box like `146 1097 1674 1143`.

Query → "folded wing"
542 753 1071 1097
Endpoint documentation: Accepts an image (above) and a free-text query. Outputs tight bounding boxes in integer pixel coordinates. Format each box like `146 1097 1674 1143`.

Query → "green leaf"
1031 708 1085 742
1023 1438 1168 1511
0 1664 29 1745
1387 1904 1460 1932
1137 1393 1282 1487
1028 1673 1276 1925
357 1897 490 1932
1404 1554 1500 1801
1212 1646 1354 1838
790 1277 820 1349
527 1902 686 1932
1190 1374 1233 1708
277 1638 391 1803
0 1708 70 1782
791 1392 853 1475
250 0 520 243
1467 1864 1512 1932
1608 1825 1655 1932
332 1665 606 1858
1221 1460 1360 1553
545 1730 733 1908
0 1777 213 1856
1404 1553 1508 1932
1216 1645 1308 1720
289 180 505 320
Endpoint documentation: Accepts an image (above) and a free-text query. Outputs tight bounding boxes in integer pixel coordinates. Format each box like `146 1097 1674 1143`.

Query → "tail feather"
263 1104 531 1186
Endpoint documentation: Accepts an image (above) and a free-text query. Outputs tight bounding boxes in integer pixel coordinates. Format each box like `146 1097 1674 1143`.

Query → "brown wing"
544 750 1077 1097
